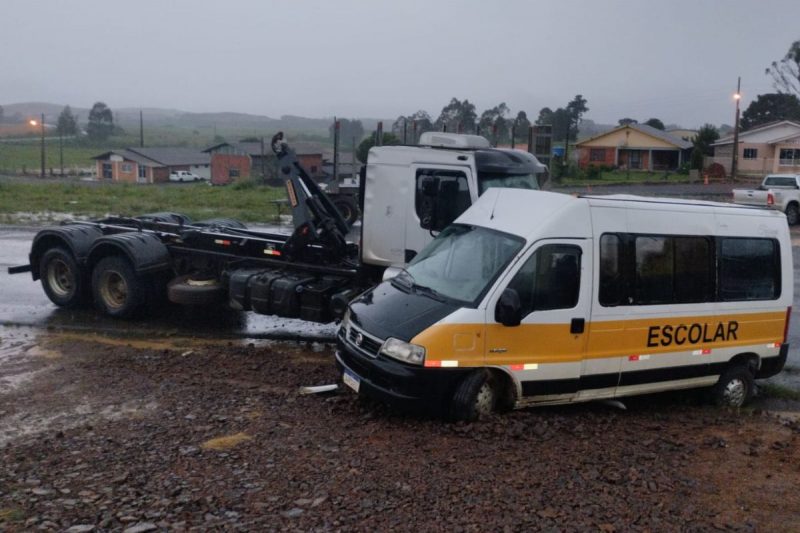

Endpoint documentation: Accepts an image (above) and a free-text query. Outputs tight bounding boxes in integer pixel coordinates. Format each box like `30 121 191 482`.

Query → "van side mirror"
495 288 522 327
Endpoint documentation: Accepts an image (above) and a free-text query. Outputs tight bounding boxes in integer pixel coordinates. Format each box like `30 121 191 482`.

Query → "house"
92 147 210 183
575 124 692 171
203 142 324 185
711 120 800 178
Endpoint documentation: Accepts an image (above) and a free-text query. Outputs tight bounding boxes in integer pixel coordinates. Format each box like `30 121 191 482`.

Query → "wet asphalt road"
1 218 799 386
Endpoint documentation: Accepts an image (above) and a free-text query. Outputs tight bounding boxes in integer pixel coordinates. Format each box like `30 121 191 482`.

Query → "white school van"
336 189 793 420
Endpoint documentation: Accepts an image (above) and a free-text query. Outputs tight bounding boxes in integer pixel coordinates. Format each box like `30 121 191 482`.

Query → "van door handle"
570 318 585 334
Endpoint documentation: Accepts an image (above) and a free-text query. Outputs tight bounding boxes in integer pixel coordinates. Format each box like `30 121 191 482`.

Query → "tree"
766 39 800 97
535 107 554 126
357 133 400 163
644 118 665 130
87 102 114 141
329 118 365 145
512 110 531 144
391 110 433 143
618 117 638 126
740 93 800 130
56 106 78 136
0 105 4 123
434 98 478 133
478 102 510 142
690 123 720 169
566 94 589 136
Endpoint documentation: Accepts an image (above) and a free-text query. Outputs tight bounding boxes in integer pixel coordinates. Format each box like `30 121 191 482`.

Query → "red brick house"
203 142 324 185
576 124 692 171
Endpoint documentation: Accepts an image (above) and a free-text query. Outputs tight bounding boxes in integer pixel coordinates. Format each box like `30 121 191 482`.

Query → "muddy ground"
1 329 799 532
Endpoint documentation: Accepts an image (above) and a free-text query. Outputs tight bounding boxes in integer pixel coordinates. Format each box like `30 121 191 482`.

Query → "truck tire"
39 246 87 308
709 365 754 408
333 197 359 225
786 203 799 225
450 369 496 421
167 275 225 306
91 256 146 318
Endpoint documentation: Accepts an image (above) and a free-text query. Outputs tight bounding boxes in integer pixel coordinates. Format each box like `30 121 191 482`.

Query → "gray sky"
2 0 799 128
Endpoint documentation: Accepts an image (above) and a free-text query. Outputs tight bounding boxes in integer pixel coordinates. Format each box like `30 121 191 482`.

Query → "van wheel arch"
488 367 518 413
728 352 759 375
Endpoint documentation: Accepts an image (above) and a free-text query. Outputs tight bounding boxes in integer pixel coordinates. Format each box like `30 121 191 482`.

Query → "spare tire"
333 196 359 225
167 274 226 306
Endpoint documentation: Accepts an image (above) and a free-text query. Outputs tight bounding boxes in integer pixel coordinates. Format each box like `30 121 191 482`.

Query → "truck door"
405 165 475 262
485 240 591 402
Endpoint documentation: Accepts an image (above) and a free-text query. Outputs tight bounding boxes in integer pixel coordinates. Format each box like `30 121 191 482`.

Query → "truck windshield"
403 224 524 306
478 172 540 194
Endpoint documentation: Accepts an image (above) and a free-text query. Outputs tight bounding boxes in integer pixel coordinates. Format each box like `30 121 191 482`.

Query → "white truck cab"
361 132 548 267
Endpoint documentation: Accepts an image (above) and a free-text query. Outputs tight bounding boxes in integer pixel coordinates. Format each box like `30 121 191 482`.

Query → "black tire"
333 197 359 225
450 369 496 421
710 365 754 408
786 203 799 226
167 275 225 306
91 256 146 318
39 246 86 308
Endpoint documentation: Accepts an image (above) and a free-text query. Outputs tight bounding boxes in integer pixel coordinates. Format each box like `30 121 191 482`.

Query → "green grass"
759 383 800 401
0 142 102 172
0 179 287 223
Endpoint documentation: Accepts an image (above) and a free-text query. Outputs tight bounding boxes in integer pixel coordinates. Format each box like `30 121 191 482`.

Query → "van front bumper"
335 337 468 412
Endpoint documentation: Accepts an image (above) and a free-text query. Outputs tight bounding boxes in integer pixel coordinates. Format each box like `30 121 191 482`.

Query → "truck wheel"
786 203 799 225
710 365 754 408
333 197 359 225
450 369 496 421
39 247 86 308
167 275 225 306
91 256 145 318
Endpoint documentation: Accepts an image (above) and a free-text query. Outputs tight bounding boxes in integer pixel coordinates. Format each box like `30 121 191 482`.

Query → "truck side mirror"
495 288 522 327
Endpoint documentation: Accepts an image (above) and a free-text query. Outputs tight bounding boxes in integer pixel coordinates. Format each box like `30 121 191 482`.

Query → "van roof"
456 189 785 242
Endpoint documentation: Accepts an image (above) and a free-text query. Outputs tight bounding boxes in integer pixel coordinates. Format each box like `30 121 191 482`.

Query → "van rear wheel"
710 366 754 408
450 370 496 421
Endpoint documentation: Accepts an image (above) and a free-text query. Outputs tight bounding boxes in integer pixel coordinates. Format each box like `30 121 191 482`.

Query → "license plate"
342 368 361 393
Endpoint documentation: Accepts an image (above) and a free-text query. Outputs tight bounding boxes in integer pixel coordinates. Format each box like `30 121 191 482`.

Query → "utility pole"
511 122 516 149
40 113 45 178
402 118 407 144
59 129 64 177
731 77 741 182
412 120 417 144
139 110 144 147
376 122 383 147
260 136 266 179
333 118 340 181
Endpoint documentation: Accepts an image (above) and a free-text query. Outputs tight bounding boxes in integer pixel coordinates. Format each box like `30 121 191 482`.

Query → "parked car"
732 173 800 225
169 170 203 182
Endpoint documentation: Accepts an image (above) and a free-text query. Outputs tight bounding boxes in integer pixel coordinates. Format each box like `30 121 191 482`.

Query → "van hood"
348 281 459 342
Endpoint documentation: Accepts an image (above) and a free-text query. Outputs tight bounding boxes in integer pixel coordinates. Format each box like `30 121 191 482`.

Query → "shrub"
585 165 602 180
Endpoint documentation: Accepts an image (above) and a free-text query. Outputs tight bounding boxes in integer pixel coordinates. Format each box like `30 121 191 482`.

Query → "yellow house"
711 120 800 178
576 124 692 171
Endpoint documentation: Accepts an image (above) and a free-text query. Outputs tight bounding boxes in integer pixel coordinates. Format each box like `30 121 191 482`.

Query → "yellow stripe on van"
410 311 786 367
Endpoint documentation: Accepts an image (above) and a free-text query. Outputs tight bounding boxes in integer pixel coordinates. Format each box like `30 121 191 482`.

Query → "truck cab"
361 132 548 267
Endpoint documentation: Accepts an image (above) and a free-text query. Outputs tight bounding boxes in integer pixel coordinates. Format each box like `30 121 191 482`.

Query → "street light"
731 77 741 182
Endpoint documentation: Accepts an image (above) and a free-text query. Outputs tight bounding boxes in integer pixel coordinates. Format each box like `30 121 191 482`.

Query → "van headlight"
380 338 426 366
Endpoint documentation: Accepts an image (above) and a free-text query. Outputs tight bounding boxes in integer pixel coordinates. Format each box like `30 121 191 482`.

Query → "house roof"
92 147 209 166
713 120 800 146
576 123 692 149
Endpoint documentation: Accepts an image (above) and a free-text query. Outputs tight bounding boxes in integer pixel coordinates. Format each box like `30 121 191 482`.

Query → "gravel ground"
1 330 799 532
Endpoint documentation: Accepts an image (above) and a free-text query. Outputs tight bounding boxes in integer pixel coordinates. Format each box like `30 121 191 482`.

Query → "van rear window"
599 233 779 306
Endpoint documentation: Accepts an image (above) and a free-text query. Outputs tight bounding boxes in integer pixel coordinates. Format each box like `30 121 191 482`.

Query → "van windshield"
403 224 524 306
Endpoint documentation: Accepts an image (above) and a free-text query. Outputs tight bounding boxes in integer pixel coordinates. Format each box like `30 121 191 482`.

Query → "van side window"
415 170 471 229
635 236 673 304
674 237 711 303
719 238 780 301
599 234 624 306
508 244 581 315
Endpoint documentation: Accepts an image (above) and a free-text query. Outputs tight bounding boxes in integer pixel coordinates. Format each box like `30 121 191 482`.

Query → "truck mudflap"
27 224 104 280
87 232 172 274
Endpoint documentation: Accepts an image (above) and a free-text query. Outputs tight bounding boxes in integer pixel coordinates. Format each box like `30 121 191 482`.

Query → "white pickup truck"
732 174 800 225
169 170 203 182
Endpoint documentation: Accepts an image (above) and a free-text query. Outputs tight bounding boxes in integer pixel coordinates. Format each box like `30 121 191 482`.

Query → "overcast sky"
2 0 799 128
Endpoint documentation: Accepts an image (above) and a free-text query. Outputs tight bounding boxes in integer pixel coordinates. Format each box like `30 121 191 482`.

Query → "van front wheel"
710 366 754 408
450 370 496 421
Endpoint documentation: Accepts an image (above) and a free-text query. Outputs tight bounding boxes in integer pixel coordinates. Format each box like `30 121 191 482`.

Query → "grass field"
0 179 287 223
0 142 102 172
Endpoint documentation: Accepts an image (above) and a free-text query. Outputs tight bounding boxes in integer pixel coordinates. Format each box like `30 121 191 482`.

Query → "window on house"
589 148 605 162
229 168 240 178
121 163 133 172
779 149 800 165
310 166 318 173
138 165 147 179
743 148 757 160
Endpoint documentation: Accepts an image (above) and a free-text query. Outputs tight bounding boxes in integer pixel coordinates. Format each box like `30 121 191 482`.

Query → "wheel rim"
46 259 74 297
100 270 128 309
722 377 747 406
337 203 352 221
474 382 495 417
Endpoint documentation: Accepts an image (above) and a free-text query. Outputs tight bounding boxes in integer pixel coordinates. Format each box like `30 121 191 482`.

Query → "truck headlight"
380 337 426 366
